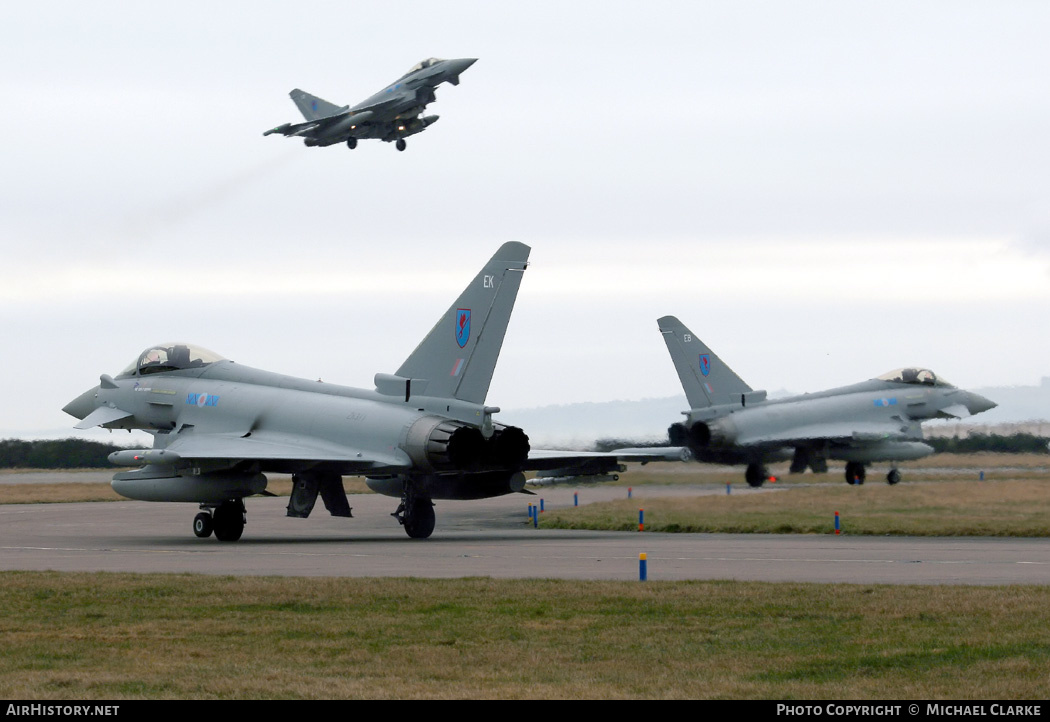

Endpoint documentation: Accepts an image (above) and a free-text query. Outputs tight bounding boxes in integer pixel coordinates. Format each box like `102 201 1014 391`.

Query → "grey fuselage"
276 58 476 146
63 354 536 510
677 379 994 465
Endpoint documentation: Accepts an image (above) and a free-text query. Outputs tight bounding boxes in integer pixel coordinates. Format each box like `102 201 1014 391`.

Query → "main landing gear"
393 490 435 539
843 463 902 485
193 499 245 542
745 463 769 488
395 138 407 152
346 138 358 150
844 462 866 485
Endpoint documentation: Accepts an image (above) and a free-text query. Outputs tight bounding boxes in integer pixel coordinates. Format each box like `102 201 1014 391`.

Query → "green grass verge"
2 572 1049 699
539 480 1050 536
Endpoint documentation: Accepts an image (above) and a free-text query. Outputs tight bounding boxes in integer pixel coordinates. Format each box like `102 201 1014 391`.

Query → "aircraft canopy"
406 57 444 74
875 368 954 388
119 343 226 377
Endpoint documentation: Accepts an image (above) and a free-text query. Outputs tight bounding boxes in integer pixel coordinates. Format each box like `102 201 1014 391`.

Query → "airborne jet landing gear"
887 468 901 485
193 499 245 541
745 463 768 488
347 138 357 150
395 138 407 151
393 489 436 539
845 462 866 485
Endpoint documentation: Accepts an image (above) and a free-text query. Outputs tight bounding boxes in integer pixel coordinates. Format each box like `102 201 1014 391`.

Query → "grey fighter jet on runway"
263 57 476 151
658 316 997 486
62 244 658 542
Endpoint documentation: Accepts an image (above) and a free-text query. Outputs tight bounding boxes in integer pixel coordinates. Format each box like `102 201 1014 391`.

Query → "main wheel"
404 500 435 539
845 462 866 485
193 512 213 538
887 469 901 485
395 138 406 151
213 501 245 542
347 138 358 150
745 463 767 488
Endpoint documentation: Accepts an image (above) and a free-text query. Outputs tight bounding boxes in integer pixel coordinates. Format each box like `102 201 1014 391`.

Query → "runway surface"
3 482 1050 585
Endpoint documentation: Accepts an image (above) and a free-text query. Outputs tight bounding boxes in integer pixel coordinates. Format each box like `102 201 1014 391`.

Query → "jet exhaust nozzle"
488 424 530 469
670 419 737 451
404 417 486 471
404 417 531 472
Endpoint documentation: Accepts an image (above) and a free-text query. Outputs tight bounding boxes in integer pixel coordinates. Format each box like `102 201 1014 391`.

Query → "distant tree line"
596 433 1049 455
0 438 129 469
3 432 1045 469
593 438 669 452
926 433 1049 455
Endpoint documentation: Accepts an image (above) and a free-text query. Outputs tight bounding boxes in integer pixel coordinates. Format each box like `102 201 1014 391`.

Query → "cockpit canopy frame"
406 57 444 75
875 368 954 388
118 343 226 377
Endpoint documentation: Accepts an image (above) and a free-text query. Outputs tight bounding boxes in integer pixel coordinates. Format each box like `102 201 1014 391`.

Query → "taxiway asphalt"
2 483 1049 584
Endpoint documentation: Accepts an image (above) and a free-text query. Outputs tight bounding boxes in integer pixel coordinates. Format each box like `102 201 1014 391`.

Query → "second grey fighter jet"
263 57 476 151
62 244 660 542
659 316 997 486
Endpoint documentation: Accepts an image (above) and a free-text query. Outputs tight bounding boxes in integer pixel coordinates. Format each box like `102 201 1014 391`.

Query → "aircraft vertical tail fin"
657 316 752 409
395 243 531 404
289 89 344 121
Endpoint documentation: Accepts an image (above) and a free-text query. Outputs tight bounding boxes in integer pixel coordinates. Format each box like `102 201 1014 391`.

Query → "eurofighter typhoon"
659 316 997 486
263 57 476 151
62 244 660 542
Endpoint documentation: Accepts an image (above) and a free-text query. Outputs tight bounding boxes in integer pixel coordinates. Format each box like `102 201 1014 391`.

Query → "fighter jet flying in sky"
658 316 997 486
263 57 476 151
62 244 662 542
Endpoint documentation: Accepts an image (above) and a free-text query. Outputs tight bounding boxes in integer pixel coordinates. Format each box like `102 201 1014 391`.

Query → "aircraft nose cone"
63 386 99 420
966 392 997 416
454 58 477 73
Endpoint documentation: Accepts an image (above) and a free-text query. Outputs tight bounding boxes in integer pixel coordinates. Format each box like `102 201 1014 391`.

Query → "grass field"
2 572 1050 699
610 452 1050 486
539 478 1050 536
529 453 1049 536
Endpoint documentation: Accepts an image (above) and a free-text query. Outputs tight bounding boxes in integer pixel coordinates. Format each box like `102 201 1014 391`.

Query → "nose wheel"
192 500 245 541
395 138 407 151
193 512 213 538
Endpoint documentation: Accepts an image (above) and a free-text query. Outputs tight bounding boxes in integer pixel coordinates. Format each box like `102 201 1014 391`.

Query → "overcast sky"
2 1 1048 439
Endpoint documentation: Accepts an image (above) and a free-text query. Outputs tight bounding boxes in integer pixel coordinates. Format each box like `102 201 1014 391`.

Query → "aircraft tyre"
887 469 901 485
745 463 767 488
396 139 407 151
347 138 357 150
845 462 866 485
193 512 213 539
404 499 435 539
213 500 245 542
